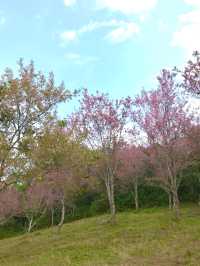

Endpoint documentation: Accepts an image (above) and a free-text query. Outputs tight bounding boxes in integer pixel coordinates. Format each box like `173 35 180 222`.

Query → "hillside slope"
0 206 200 266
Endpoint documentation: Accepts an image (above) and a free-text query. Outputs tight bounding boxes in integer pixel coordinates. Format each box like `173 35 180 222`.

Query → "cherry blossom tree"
182 51 200 96
27 124 89 230
144 139 192 210
133 69 192 218
0 187 21 225
21 181 50 232
44 170 80 231
72 89 132 221
117 145 146 210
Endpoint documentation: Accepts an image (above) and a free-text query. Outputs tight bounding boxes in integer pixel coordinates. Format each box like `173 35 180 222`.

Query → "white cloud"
179 10 200 24
60 20 140 45
184 0 200 6
64 0 76 7
171 2 200 55
65 53 81 60
60 30 77 45
105 22 139 43
35 14 42 20
172 24 200 55
64 53 99 65
0 16 5 25
79 19 122 34
96 0 157 15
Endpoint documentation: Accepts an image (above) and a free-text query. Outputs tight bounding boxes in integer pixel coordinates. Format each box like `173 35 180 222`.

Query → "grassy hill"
0 205 200 266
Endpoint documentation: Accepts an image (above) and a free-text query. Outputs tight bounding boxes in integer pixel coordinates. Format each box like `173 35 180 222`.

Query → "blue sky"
0 0 200 116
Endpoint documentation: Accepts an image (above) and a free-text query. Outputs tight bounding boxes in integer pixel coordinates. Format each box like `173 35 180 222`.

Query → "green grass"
0 205 200 265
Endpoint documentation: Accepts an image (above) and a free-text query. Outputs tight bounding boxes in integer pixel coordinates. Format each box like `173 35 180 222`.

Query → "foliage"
71 89 133 219
1 53 200 234
0 60 70 190
133 69 193 217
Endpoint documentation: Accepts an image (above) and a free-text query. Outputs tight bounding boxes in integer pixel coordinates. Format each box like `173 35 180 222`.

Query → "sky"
0 0 200 117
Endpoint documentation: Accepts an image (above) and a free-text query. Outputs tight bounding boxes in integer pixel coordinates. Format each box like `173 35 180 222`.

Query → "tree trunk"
172 189 180 219
168 192 172 210
51 208 54 226
27 216 33 233
105 174 116 222
57 199 65 232
167 165 180 219
134 179 139 211
26 208 47 233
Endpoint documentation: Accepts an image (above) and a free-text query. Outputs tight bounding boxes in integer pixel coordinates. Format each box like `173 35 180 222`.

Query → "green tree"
0 60 71 189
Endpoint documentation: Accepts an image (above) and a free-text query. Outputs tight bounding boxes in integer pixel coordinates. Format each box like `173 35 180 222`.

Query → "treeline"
0 53 200 233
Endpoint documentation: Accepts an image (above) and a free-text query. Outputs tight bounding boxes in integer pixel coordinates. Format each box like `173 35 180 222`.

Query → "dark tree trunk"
134 179 139 211
168 192 172 210
51 208 54 226
172 189 180 219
